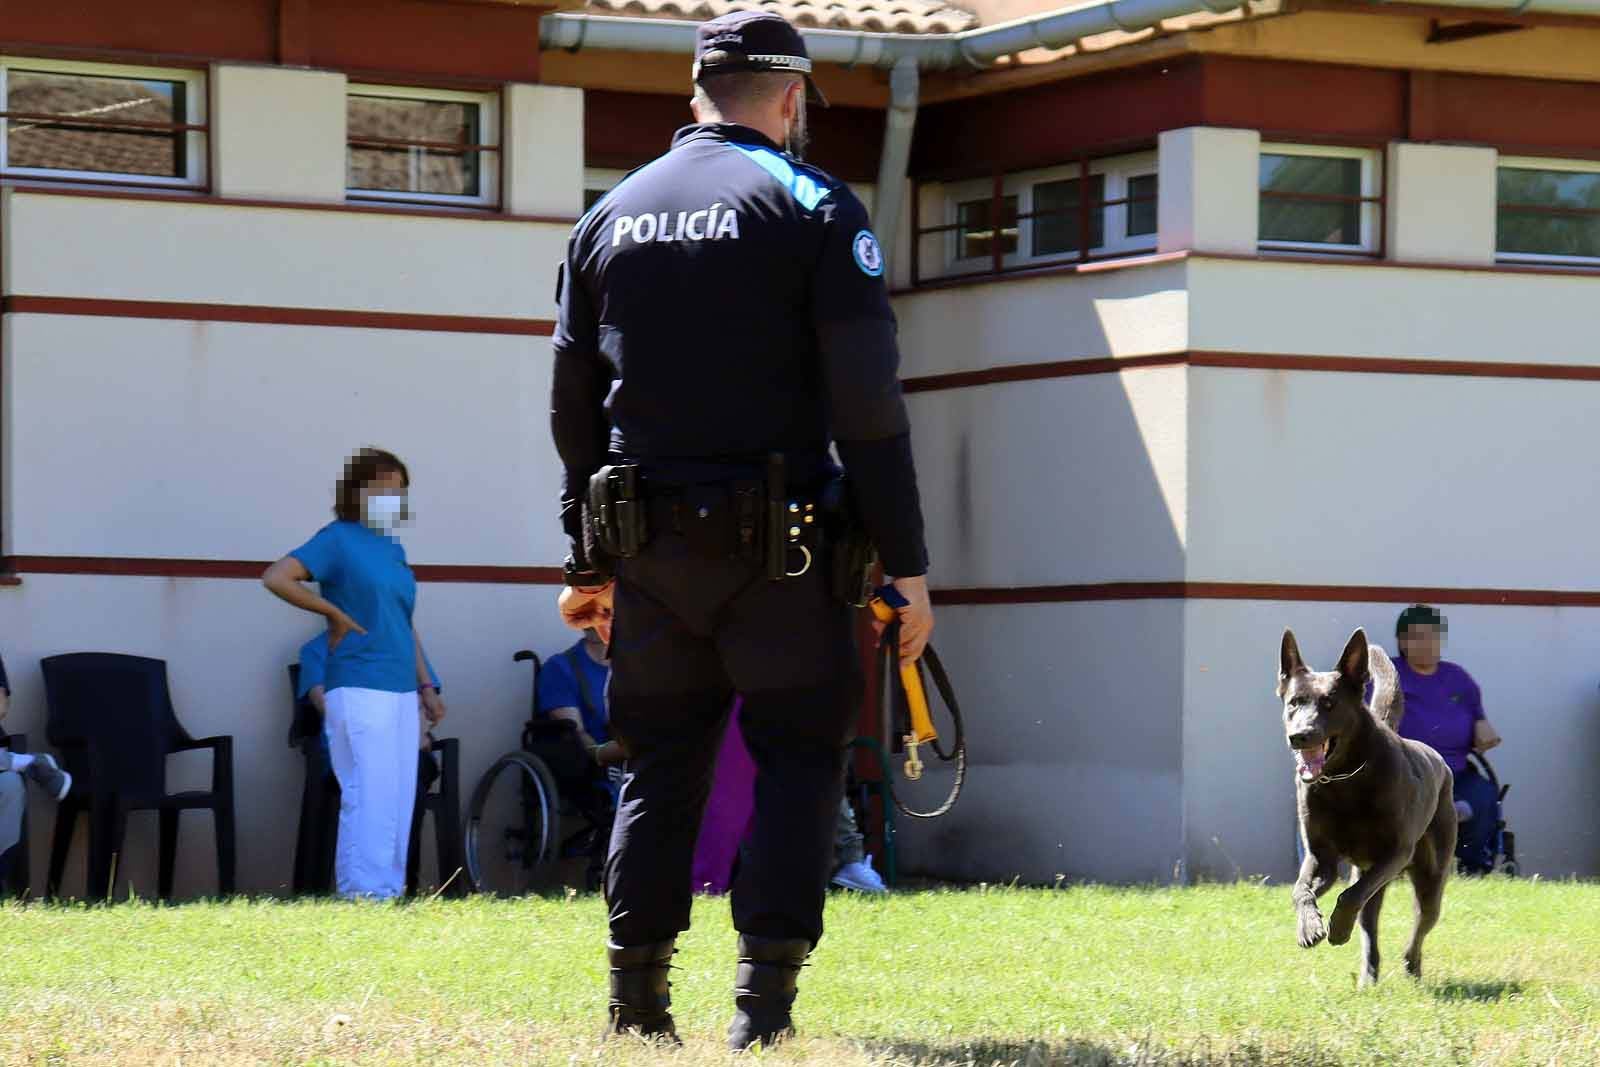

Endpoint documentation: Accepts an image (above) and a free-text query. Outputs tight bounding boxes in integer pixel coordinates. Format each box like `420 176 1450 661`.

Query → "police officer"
550 10 933 1049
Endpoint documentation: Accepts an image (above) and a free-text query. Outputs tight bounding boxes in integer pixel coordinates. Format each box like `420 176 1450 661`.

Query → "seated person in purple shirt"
1392 604 1504 874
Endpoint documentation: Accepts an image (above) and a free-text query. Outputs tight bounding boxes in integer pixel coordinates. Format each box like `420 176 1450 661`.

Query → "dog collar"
1308 761 1368 786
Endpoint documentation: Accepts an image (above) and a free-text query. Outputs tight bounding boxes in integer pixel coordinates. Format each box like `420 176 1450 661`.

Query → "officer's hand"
558 583 615 645
889 575 934 665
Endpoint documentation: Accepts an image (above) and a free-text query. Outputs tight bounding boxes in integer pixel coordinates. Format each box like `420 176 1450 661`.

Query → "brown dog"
1279 628 1456 986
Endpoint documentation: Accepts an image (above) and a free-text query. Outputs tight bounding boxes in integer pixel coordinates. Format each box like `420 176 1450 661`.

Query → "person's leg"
603 547 737 1036
0 772 25 865
326 687 410 899
1454 765 1500 873
719 562 861 1049
387 692 422 898
834 795 865 868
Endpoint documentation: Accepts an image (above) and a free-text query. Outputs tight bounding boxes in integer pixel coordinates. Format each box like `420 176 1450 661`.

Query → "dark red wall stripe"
933 582 1600 607
900 349 1600 393
5 558 1596 607
1 182 579 226
3 556 562 584
1 296 554 337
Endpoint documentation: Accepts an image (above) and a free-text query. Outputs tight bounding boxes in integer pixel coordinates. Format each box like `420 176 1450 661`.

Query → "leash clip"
902 735 924 780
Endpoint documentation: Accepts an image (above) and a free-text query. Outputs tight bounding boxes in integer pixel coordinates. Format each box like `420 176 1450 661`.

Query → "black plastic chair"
286 665 464 897
287 664 340 895
1 733 30 898
41 653 235 902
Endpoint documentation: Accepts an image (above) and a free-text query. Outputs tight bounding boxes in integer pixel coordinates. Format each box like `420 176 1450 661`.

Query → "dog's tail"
1367 642 1405 731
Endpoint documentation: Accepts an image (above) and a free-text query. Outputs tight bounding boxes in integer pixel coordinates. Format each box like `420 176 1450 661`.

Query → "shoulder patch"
729 143 834 212
851 229 884 276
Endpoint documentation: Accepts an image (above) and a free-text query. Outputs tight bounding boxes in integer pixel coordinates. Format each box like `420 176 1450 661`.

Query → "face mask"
363 492 407 534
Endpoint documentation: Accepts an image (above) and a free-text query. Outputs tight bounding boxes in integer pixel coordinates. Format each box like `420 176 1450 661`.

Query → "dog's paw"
1327 901 1358 946
1297 908 1326 949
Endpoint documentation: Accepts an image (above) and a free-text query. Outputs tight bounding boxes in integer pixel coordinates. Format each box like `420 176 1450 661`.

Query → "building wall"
4 6 1600 897
885 125 1600 885
0 63 583 897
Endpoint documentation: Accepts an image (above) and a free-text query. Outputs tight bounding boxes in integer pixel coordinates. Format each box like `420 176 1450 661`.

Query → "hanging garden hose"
869 586 967 820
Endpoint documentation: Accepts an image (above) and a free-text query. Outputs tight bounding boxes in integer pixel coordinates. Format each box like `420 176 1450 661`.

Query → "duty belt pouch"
680 484 740 558
821 474 878 607
586 464 648 560
764 453 820 581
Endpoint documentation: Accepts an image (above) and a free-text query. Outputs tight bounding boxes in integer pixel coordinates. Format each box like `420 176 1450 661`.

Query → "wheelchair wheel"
464 751 563 896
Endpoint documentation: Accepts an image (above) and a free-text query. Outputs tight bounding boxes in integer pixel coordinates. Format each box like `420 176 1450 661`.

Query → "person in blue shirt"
536 628 621 768
298 632 441 757
535 627 620 889
264 447 446 899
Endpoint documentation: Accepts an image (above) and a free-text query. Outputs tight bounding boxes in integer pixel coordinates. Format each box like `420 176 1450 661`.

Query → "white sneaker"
831 855 887 893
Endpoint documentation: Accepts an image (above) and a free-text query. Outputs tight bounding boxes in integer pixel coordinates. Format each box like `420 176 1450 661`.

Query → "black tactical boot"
726 934 810 1051
605 940 679 1043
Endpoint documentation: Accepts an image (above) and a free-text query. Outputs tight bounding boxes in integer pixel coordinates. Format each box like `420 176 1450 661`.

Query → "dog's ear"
1278 629 1306 697
1338 628 1370 684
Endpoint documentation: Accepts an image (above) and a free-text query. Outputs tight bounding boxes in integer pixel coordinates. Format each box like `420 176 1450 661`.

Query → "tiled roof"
584 0 979 36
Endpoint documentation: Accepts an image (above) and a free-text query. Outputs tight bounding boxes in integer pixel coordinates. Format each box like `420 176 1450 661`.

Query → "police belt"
587 456 875 599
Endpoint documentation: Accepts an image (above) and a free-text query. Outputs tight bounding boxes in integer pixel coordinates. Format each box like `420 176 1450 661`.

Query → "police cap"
693 11 828 106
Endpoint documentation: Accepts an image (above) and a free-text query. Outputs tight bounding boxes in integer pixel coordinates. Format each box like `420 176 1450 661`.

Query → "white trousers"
325 687 420 900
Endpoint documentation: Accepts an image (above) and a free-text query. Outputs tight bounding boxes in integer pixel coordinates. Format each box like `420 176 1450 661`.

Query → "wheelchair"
463 650 618 896
1462 750 1517 877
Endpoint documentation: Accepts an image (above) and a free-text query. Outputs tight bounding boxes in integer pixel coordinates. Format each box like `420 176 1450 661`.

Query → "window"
583 167 628 212
0 58 206 187
954 193 1018 260
1496 157 1600 265
347 85 498 207
926 151 1158 280
1259 144 1381 254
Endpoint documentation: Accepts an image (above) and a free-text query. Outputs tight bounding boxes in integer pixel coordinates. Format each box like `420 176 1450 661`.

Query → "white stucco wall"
1385 143 1497 266
893 259 1189 377
893 599 1186 886
5 191 565 317
909 366 1187 589
504 84 585 218
211 65 347 203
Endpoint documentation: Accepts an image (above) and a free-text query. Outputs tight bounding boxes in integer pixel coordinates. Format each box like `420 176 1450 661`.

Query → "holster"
586 464 649 561
820 474 878 607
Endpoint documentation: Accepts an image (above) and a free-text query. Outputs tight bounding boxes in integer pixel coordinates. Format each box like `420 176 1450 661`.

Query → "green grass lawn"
1 879 1597 1066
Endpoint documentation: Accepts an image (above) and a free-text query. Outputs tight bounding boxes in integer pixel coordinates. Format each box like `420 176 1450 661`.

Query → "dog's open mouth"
1294 739 1334 782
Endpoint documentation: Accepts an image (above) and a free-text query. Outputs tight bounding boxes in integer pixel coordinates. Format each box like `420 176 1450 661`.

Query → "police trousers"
604 531 860 949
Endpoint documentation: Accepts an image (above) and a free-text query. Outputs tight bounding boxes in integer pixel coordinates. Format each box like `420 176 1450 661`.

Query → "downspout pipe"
872 56 919 275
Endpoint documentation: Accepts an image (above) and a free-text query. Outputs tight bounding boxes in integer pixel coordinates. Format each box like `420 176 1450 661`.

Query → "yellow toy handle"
869 590 938 779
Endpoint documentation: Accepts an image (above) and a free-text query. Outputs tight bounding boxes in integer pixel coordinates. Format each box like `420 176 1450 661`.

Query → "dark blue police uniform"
550 10 928 1048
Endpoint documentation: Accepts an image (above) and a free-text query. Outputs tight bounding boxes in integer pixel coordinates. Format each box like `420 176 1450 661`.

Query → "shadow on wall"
893 288 1189 883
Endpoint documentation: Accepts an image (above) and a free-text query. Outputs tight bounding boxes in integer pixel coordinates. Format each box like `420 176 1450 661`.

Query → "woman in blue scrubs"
263 447 446 898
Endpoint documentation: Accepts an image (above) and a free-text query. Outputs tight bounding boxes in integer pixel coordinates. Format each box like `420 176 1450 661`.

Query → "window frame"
0 56 208 189
345 82 500 209
583 166 628 212
1495 154 1600 267
1257 142 1383 256
931 150 1159 280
